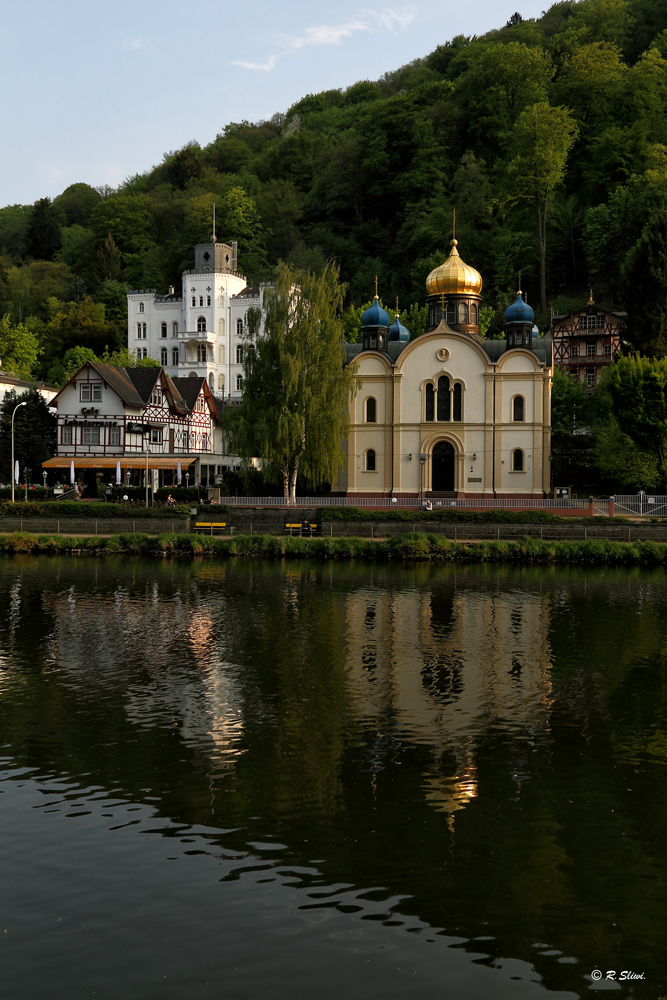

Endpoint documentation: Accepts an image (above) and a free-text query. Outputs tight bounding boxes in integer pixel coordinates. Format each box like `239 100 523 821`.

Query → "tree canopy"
229 262 357 501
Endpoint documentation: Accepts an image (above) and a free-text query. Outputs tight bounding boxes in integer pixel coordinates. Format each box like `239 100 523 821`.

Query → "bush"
0 501 191 518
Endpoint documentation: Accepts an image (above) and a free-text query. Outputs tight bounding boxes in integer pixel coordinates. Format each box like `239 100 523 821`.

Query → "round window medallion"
436 347 450 362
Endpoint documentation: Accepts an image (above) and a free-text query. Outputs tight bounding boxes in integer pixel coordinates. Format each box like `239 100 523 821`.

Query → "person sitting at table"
166 493 176 507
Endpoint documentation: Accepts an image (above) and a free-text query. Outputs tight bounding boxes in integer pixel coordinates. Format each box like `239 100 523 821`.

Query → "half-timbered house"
551 294 626 389
42 362 230 496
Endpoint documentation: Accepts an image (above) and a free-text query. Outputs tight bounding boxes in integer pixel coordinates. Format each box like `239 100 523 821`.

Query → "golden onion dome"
426 239 483 297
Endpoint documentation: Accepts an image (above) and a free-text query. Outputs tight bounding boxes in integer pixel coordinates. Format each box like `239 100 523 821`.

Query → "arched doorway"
432 441 455 492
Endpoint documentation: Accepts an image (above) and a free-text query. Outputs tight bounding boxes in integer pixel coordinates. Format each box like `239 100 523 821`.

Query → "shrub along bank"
0 501 193 519
1 531 666 566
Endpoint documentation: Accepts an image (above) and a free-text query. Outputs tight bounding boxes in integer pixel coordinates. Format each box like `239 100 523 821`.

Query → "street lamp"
11 400 27 503
42 470 47 495
419 453 426 506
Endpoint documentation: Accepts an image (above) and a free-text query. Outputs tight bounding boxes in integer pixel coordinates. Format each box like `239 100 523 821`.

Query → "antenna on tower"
212 203 217 243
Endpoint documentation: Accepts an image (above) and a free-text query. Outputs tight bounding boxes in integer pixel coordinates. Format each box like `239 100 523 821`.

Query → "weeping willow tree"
229 261 357 502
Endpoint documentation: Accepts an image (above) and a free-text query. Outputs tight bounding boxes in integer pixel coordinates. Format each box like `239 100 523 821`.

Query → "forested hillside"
2 0 667 384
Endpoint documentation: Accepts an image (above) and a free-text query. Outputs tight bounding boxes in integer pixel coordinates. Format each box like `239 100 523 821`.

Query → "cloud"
233 6 416 72
123 37 144 51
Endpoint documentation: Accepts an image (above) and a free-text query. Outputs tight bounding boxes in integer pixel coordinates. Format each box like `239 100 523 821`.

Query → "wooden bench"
284 522 320 537
193 521 228 535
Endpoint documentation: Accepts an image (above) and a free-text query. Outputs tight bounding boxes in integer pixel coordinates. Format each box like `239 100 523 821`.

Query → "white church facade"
127 238 264 402
337 240 552 499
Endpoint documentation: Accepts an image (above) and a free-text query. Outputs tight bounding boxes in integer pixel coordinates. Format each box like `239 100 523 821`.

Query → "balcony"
179 329 216 344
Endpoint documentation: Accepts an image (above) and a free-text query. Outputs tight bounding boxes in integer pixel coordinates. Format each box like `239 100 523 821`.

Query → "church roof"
361 297 391 328
504 292 534 325
426 240 483 297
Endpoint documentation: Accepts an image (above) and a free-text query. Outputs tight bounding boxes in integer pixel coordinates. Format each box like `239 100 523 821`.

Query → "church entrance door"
432 441 455 492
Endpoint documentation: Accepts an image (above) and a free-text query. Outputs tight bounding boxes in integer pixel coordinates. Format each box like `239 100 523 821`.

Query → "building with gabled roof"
551 292 626 389
42 361 239 496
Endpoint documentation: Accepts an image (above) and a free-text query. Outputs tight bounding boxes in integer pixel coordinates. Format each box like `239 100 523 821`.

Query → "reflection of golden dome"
426 239 483 296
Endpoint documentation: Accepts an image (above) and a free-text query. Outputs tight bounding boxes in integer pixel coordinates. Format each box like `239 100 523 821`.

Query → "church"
335 239 552 499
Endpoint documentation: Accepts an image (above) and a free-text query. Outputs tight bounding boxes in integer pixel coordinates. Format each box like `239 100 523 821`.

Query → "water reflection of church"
343 583 554 821
337 238 552 499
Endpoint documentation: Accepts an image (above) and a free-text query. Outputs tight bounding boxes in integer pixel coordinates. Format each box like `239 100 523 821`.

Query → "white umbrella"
14 459 19 484
70 460 75 485
177 460 182 485
116 460 121 485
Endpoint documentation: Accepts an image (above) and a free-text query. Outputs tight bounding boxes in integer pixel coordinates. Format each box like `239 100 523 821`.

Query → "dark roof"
88 362 146 407
171 376 206 410
345 331 553 367
87 363 188 416
552 309 627 322
125 366 161 402
236 285 261 297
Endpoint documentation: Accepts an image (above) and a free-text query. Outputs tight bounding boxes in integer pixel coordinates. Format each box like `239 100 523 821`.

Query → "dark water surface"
1 556 665 1000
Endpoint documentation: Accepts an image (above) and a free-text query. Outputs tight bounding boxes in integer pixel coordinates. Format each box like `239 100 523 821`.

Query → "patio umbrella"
116 460 121 485
177 460 182 485
14 459 19 484
70 460 75 485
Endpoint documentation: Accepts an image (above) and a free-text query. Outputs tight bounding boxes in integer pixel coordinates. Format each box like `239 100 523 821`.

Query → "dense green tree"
0 389 56 483
54 183 101 227
229 262 356 502
551 368 592 482
25 198 62 262
509 102 578 313
608 354 667 479
621 207 667 354
0 314 41 379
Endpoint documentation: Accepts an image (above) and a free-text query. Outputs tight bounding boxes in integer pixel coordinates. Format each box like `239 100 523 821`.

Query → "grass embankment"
1 531 666 565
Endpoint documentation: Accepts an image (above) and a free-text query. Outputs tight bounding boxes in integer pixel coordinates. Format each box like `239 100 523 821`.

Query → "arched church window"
471 303 477 324
197 316 206 332
513 396 525 422
236 345 244 364
161 348 168 365
458 302 469 324
437 376 450 421
453 383 462 421
160 322 167 338
172 348 179 366
512 449 524 472
236 374 243 392
218 374 225 391
197 344 207 363
425 383 434 422
237 319 243 336
172 322 179 337
365 397 376 423
445 302 456 324
365 449 376 471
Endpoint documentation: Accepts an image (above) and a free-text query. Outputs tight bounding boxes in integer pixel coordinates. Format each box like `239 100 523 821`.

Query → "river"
0 556 665 999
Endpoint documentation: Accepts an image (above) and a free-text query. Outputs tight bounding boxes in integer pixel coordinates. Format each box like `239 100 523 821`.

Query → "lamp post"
42 470 47 495
11 400 27 503
419 453 426 507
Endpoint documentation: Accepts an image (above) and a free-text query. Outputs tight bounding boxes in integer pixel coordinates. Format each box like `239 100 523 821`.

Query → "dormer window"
150 386 163 406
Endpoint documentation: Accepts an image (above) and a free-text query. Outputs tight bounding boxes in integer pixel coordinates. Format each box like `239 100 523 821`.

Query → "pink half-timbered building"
43 362 227 495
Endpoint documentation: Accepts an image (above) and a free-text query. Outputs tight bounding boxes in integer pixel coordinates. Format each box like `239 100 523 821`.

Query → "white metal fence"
613 494 667 517
219 496 593 510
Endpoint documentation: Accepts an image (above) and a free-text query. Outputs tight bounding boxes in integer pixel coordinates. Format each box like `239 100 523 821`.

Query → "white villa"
127 237 264 401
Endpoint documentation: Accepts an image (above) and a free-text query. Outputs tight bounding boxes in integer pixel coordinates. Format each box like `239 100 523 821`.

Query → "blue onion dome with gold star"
362 296 391 329
504 292 534 325
389 311 410 343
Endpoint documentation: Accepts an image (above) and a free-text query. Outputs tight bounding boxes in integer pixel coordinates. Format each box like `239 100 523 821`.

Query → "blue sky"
1 0 550 207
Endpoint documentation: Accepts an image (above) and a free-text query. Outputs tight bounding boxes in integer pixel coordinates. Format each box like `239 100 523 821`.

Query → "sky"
1 0 550 208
